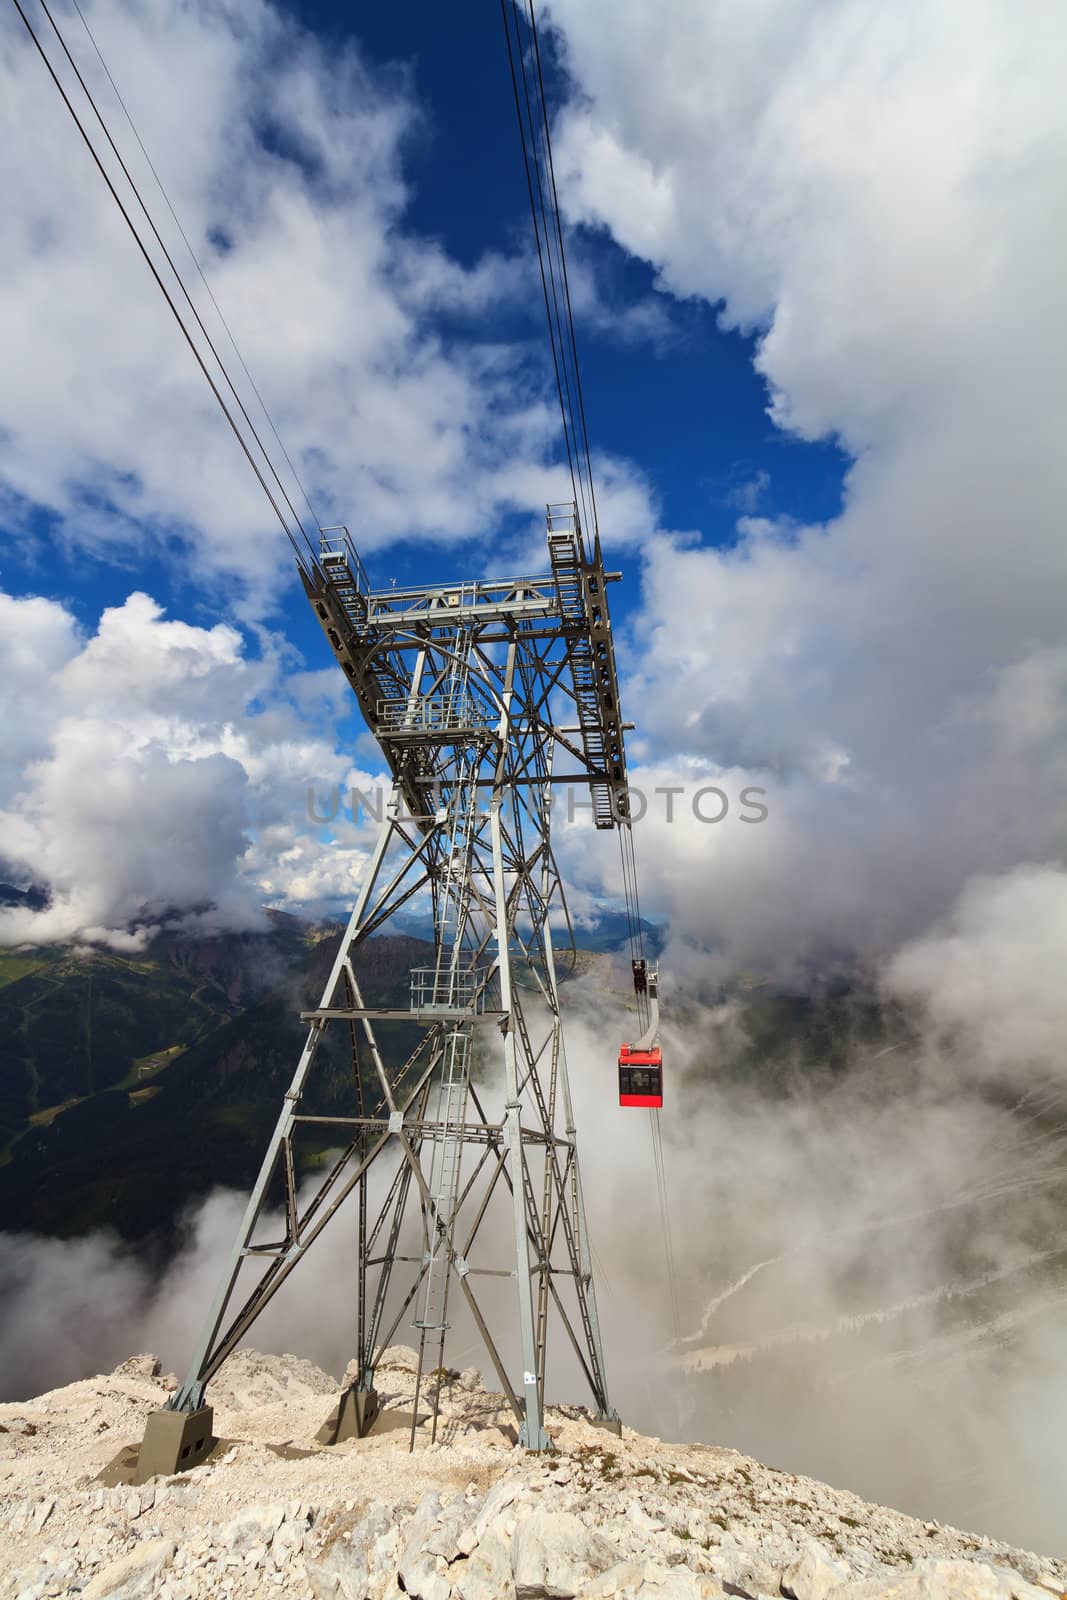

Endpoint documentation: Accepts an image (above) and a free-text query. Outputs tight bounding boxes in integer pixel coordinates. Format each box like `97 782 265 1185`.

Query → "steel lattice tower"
136 502 631 1474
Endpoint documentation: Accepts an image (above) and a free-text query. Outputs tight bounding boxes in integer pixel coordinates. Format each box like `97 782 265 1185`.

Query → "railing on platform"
546 501 581 539
319 525 369 597
377 694 497 738
410 965 490 1014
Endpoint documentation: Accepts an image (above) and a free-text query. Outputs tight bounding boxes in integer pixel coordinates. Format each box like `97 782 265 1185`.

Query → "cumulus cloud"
884 863 1067 1086
541 0 1067 975
0 0 569 612
0 588 384 947
506 20 1067 1539
5 4 1067 1557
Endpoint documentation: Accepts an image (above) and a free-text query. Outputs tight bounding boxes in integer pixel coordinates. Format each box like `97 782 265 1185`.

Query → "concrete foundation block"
134 1406 215 1483
316 1386 380 1444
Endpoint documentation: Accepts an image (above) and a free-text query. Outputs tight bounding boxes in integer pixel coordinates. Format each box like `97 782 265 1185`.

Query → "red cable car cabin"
618 1042 663 1108
619 961 663 1107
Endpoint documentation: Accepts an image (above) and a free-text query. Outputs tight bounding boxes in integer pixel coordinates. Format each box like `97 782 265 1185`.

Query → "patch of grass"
115 1043 186 1092
29 1096 85 1128
444 1460 498 1498
572 1445 623 1481
839 1515 862 1529
0 954 49 989
427 1367 460 1385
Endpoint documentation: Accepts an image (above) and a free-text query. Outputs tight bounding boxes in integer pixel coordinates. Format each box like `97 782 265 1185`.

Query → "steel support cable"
524 0 600 544
518 37 593 548
515 28 592 543
617 821 647 1029
69 0 323 542
649 1108 681 1339
37 0 318 567
10 0 314 573
512 6 585 529
501 0 678 1353
499 0 580 517
503 2 650 1018
503 5 641 968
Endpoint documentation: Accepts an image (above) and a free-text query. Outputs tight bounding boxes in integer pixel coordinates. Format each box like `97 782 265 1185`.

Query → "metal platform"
301 502 631 831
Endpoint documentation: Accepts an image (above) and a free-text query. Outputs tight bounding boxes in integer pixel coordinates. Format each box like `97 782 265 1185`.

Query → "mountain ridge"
0 1344 1063 1599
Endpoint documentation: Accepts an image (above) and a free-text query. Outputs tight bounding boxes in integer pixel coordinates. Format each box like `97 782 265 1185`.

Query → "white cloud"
726 469 770 514
543 0 1067 974
0 589 384 947
884 863 1067 1085
4 0 1065 978
0 0 568 613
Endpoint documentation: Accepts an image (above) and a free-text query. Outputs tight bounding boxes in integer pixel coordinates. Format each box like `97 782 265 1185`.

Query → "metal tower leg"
541 902 618 1431
491 648 549 1451
167 783 405 1417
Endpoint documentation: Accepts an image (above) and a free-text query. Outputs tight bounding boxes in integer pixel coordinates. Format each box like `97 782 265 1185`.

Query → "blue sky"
334 2 849 537
0 0 1063 982
1 1 846 665
4 4 1067 1545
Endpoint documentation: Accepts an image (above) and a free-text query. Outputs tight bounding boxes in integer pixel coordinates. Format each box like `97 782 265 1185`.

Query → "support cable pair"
501 0 682 1346
9 0 319 575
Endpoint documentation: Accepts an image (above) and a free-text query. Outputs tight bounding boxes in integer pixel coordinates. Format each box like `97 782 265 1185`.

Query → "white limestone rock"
456 1477 521 1557
453 1528 517 1600
582 1561 725 1598
397 1490 453 1600
82 1537 176 1599
710 1545 783 1599
830 1558 1048 1600
510 1507 618 1598
781 1540 852 1600
110 1355 163 1383
272 1520 305 1562
305 1506 400 1600
217 1502 287 1551
30 1498 54 1532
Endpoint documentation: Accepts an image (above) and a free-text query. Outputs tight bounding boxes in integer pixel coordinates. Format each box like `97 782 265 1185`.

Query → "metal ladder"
548 515 616 827
319 526 369 629
414 638 483 1334
414 1026 474 1332
430 644 483 1007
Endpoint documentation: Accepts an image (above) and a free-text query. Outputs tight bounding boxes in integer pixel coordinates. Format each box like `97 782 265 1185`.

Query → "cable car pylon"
131 503 634 1477
15 0 678 1474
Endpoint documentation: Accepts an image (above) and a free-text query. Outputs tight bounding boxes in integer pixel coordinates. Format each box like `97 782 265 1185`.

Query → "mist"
564 866 1067 1555
3 866 1066 1556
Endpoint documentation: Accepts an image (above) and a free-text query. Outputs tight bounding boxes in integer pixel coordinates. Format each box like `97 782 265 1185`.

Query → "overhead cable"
502 0 679 1335
68 0 324 542
11 0 317 573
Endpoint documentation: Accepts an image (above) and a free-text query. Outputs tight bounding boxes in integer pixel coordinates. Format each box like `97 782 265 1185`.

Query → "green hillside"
0 915 922 1254
0 920 429 1249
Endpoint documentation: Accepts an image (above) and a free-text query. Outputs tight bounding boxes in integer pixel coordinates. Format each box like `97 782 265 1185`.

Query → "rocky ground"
0 1346 1064 1600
